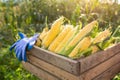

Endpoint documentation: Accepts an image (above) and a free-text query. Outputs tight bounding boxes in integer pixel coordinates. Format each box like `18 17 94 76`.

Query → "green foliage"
0 46 39 80
113 73 120 80
0 0 120 80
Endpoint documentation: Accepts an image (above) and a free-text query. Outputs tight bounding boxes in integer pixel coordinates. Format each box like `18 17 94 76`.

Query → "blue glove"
10 32 39 62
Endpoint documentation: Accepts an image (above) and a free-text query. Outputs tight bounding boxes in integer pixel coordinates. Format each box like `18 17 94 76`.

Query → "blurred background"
0 0 120 80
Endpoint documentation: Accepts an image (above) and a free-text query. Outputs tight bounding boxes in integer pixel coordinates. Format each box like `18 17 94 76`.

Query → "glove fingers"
15 46 22 61
22 45 27 62
10 42 17 51
18 32 27 39
10 40 20 51
15 40 27 61
15 41 25 61
17 50 22 61
15 48 22 61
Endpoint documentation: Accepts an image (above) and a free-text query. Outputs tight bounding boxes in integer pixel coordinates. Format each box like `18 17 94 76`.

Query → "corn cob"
93 29 111 44
68 37 91 58
39 27 49 40
65 21 97 51
35 27 49 46
55 27 77 53
91 45 99 53
42 16 64 48
35 38 42 46
48 25 73 52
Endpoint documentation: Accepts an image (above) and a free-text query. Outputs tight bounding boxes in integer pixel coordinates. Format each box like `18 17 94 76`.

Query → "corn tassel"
55 27 77 53
42 16 64 48
68 37 91 58
48 25 73 52
93 29 111 44
65 21 97 51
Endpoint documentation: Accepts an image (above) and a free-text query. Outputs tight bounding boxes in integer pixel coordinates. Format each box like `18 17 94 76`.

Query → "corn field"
0 0 120 80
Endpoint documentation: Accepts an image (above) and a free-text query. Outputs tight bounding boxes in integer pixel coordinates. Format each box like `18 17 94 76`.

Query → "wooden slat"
22 62 60 80
29 46 80 75
93 62 120 80
27 55 80 80
79 43 120 73
79 51 120 80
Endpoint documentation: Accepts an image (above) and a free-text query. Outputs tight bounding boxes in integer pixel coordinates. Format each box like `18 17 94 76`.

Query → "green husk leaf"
72 47 92 59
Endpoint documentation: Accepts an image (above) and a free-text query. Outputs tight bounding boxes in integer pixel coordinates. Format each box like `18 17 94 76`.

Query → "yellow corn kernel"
93 29 111 44
65 21 97 51
55 27 77 53
35 27 49 47
48 25 73 52
39 27 49 40
40 31 49 41
68 37 91 58
42 16 64 48
91 45 99 53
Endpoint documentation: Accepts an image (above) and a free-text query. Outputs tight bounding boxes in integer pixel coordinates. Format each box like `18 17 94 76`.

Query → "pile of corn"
35 16 120 59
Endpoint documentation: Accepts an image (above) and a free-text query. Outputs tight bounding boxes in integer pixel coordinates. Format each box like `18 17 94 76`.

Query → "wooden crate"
22 43 120 80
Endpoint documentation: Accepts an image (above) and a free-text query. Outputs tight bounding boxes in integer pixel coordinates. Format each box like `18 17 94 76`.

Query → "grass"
0 46 39 80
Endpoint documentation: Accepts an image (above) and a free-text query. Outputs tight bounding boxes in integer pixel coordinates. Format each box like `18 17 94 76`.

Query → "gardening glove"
10 32 39 62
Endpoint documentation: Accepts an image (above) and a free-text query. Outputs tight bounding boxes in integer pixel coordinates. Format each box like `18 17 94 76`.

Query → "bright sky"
111 0 120 3
119 0 120 3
